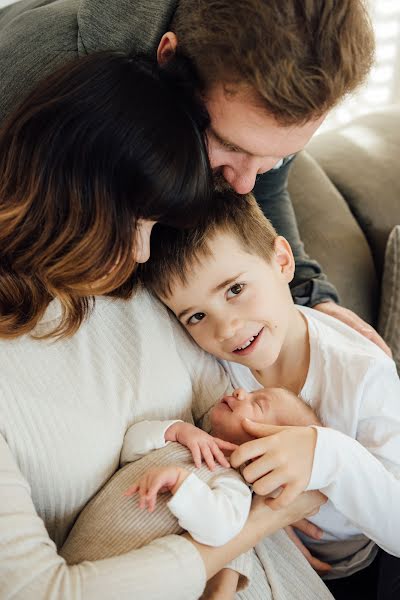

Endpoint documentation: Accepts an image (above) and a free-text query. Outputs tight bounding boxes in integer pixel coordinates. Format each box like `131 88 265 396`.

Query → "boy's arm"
253 158 339 307
306 359 400 556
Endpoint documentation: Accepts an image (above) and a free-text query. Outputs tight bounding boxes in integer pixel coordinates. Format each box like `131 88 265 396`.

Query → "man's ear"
273 236 295 283
157 32 178 65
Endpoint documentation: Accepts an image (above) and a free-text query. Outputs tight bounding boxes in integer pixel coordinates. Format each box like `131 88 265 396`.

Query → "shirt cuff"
226 550 253 591
120 419 182 465
306 426 341 491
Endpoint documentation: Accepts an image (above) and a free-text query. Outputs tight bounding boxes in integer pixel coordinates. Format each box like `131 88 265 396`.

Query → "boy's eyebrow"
177 273 245 322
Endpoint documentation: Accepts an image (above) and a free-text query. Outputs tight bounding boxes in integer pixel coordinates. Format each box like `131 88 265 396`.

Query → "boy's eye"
227 283 245 298
188 312 206 325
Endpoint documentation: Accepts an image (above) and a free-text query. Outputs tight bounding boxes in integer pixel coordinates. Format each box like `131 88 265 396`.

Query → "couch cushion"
379 226 400 373
307 107 400 274
288 151 379 325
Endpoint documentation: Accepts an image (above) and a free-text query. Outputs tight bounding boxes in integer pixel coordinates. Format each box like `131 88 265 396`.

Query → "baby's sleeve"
167 469 251 547
120 420 182 465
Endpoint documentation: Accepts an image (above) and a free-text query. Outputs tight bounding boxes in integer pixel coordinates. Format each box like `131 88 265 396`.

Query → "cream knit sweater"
0 289 231 600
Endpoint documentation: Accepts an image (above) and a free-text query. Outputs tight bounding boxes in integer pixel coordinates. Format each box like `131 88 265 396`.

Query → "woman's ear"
157 32 178 65
273 236 295 283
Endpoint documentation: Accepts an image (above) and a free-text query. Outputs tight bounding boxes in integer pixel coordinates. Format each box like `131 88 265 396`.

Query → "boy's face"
163 232 295 372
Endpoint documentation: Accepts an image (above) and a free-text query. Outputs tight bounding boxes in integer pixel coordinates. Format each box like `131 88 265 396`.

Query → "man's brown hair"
140 191 277 299
172 0 375 124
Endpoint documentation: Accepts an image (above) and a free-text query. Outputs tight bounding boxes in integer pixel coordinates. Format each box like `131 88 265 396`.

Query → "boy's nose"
215 317 241 343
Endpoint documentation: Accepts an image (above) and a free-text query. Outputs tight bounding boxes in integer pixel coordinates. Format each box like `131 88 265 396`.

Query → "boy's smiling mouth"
232 327 264 356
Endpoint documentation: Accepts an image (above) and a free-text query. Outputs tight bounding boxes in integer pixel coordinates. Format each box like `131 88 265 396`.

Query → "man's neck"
252 308 310 395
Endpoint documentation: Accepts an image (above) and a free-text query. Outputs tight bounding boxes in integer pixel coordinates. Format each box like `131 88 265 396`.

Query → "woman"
0 52 326 599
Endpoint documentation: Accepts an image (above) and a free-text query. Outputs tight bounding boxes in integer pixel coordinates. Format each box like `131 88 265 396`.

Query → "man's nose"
222 164 258 194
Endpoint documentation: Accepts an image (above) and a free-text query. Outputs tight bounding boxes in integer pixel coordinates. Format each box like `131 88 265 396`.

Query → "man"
0 0 387 338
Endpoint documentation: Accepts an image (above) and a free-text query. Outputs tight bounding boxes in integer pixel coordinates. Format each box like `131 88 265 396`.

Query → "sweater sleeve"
120 420 182 465
167 471 251 546
0 433 206 600
226 550 254 591
306 360 400 556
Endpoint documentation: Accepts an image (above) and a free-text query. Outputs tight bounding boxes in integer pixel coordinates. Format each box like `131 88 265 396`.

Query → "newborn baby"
210 386 321 445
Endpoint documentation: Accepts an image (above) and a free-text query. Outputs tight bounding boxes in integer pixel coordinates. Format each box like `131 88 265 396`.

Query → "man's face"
162 232 295 372
204 83 325 194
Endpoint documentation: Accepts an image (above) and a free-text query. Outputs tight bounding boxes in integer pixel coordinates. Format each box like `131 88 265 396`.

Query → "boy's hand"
165 422 238 470
124 466 189 512
230 420 317 508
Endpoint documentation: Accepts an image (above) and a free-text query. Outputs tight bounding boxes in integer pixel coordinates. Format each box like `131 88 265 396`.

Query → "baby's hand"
124 466 189 512
165 422 238 470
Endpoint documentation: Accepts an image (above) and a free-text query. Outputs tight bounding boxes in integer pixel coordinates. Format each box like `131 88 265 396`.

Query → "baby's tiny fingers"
213 438 239 452
146 491 158 513
201 444 216 470
189 444 202 468
123 483 139 497
212 444 230 468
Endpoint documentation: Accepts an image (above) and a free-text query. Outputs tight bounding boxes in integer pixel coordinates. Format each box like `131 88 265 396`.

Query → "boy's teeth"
237 336 255 350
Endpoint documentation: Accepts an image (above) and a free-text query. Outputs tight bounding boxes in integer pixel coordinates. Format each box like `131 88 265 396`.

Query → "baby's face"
210 387 292 445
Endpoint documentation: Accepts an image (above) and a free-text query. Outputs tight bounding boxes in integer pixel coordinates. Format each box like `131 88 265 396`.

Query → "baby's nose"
233 388 247 401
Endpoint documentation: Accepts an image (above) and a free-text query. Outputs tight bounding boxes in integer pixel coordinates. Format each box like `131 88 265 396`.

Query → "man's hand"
165 422 238 470
285 523 332 575
200 568 239 600
230 420 317 508
124 465 189 512
313 301 392 357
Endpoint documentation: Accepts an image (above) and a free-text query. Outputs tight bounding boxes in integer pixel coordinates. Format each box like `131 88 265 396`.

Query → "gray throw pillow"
379 226 400 373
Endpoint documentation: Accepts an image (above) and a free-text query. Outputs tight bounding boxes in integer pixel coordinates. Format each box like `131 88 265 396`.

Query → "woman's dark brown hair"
0 52 212 339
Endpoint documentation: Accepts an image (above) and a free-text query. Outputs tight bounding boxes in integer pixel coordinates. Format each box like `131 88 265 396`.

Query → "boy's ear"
157 32 178 65
273 236 295 283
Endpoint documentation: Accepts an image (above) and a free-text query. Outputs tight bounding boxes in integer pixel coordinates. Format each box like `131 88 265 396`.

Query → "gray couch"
289 106 400 333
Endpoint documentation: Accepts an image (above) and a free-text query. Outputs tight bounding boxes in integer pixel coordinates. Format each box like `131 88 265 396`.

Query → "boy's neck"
252 307 310 395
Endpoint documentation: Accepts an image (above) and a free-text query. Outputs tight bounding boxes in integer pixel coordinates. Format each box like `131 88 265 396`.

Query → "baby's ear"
273 236 295 283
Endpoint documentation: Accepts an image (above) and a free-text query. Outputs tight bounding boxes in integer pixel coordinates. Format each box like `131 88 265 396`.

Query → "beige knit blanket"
61 443 333 599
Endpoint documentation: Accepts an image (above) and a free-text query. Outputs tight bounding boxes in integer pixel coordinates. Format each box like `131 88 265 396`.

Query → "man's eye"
188 312 205 325
227 283 245 298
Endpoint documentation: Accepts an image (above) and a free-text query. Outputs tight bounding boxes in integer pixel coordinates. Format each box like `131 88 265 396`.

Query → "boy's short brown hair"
140 191 277 299
171 0 375 124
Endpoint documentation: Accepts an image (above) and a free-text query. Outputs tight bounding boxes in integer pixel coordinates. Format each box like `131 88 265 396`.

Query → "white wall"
321 0 400 132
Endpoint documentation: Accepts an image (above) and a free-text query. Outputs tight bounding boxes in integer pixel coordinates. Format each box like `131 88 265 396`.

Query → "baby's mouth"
221 397 234 411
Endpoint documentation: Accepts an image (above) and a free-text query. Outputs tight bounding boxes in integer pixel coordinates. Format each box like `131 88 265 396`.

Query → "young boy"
140 191 400 599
